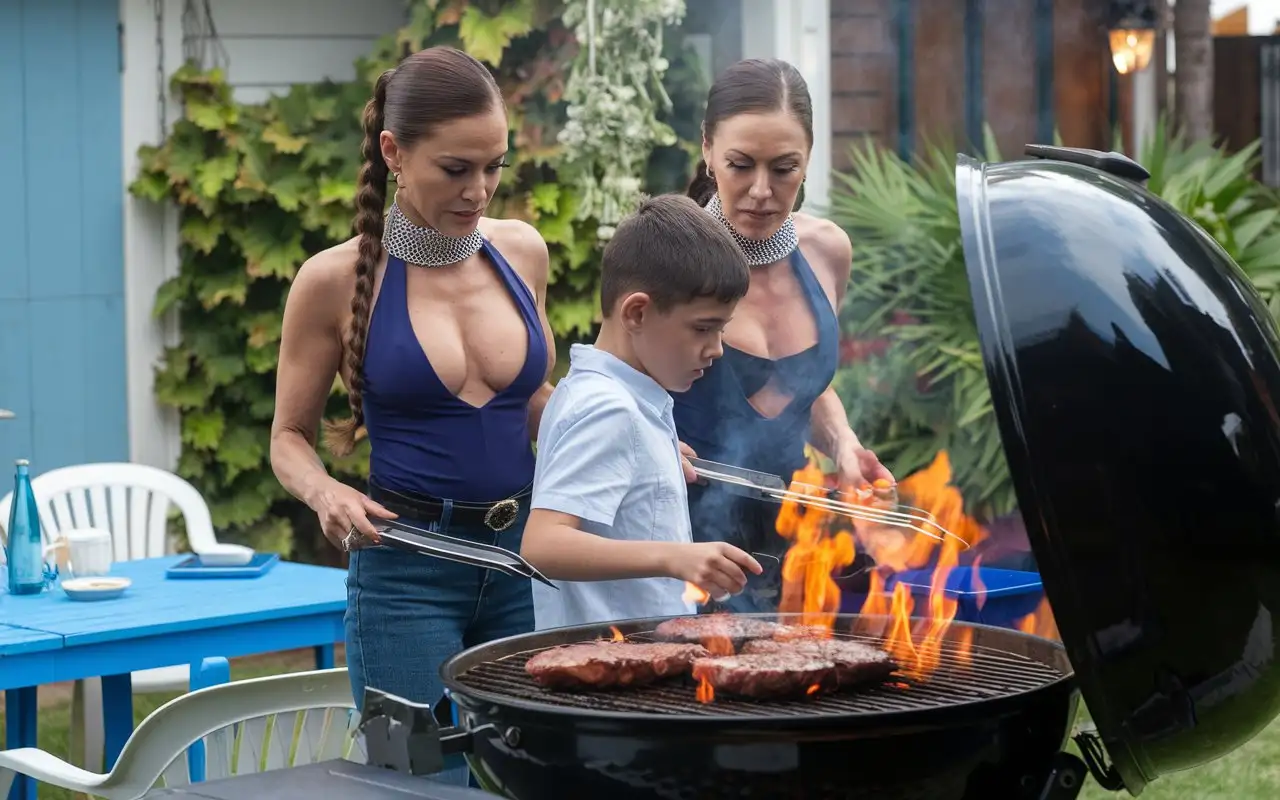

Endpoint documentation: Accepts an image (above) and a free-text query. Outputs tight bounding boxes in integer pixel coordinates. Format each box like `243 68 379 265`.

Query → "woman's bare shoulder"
479 217 550 286
286 237 361 321
295 237 360 289
795 213 853 282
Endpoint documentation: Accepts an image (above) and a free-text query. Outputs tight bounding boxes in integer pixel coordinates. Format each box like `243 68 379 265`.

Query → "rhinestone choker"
381 199 484 267
706 194 800 267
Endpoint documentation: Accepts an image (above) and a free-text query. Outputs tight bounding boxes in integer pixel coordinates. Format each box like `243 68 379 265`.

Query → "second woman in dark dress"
675 59 893 613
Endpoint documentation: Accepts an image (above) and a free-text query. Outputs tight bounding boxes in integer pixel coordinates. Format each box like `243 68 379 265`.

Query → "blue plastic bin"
839 567 1044 630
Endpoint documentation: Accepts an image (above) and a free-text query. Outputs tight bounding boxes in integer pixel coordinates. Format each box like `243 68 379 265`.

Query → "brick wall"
830 0 897 168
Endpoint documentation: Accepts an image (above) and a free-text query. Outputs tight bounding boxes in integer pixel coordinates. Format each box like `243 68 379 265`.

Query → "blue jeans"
344 504 533 785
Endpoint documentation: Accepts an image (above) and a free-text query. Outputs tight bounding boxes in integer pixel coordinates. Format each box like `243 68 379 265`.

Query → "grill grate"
453 629 1067 718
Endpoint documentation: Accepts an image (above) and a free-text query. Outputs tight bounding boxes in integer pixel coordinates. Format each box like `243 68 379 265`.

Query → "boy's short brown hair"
600 194 750 316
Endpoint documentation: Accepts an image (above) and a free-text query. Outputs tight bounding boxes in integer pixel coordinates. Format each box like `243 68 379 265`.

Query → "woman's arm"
809 386 864 468
269 242 395 545
804 218 894 485
270 246 348 505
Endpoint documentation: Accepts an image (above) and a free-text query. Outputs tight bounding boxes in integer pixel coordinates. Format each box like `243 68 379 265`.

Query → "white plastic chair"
0 667 363 799
0 462 223 769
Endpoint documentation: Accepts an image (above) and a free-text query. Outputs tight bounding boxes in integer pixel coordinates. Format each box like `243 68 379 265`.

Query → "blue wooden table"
0 555 347 800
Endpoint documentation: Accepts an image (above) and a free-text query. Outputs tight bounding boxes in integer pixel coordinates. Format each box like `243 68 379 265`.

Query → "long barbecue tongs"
687 456 968 548
373 518 559 589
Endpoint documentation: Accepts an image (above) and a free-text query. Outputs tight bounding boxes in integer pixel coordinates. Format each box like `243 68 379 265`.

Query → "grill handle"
358 687 479 776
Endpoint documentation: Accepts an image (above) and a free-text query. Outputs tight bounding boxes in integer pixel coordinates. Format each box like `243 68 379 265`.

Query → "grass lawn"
3 648 1278 798
1075 715 1280 798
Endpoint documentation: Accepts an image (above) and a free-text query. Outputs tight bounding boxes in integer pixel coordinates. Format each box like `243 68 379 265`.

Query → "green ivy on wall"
131 0 705 561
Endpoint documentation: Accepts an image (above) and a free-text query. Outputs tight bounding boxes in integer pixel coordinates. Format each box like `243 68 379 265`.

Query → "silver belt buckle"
483 498 520 532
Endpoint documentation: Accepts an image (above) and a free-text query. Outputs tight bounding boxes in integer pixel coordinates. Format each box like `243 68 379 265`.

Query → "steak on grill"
771 624 831 641
691 653 838 699
525 641 710 690
741 638 896 687
653 615 782 650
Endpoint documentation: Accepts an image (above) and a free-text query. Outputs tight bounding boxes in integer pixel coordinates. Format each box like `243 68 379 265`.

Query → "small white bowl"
197 544 256 567
63 576 132 601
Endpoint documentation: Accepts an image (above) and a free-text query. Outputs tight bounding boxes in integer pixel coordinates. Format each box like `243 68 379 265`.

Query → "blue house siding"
0 0 128 475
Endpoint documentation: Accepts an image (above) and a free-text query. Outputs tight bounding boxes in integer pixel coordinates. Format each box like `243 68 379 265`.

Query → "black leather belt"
368 479 530 533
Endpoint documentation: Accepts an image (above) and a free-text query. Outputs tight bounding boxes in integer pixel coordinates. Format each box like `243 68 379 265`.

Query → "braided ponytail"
322 68 393 457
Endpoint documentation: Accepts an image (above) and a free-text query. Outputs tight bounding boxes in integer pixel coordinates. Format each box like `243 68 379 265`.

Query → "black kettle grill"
353 144 1280 799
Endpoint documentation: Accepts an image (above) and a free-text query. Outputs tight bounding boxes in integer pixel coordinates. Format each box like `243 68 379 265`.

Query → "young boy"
521 194 763 629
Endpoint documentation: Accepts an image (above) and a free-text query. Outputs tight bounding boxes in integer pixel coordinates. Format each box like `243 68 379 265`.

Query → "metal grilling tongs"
373 518 559 589
687 457 969 548
373 511 779 590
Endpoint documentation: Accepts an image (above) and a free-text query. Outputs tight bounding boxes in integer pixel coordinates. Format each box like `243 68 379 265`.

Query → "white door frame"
741 0 833 216
120 0 184 471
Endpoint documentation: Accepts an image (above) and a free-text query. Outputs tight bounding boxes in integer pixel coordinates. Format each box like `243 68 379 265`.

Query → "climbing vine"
130 0 705 561
557 0 687 236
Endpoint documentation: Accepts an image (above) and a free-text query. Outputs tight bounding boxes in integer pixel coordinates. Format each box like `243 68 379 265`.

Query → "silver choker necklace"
381 199 484 267
706 194 799 266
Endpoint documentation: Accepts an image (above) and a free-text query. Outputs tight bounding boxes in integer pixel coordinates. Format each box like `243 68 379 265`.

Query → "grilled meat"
691 653 838 699
741 638 896 687
525 641 710 690
653 615 782 649
771 624 832 641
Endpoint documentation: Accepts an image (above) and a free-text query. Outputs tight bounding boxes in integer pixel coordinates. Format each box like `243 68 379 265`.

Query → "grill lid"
957 145 1280 793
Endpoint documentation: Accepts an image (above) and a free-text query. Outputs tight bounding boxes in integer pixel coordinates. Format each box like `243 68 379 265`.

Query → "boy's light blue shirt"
530 343 695 629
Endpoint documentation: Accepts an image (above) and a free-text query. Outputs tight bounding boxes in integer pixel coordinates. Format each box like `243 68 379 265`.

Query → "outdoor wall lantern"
1108 0 1158 74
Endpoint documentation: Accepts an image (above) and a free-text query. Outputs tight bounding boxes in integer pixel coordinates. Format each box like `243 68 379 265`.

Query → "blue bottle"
7 459 46 595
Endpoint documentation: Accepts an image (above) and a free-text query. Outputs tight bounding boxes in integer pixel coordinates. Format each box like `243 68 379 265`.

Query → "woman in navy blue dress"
675 59 893 614
269 46 555 782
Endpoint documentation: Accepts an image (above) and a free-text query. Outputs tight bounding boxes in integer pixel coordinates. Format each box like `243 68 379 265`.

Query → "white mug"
47 528 114 579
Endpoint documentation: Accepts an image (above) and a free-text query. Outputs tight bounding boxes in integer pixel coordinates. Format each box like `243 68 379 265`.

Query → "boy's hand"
668 542 763 601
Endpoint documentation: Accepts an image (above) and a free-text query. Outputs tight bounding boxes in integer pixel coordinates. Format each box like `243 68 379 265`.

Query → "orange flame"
608 626 625 642
776 449 1063 682
855 452 981 679
683 582 710 606
776 462 856 634
1015 597 1060 640
693 665 715 704
883 582 920 666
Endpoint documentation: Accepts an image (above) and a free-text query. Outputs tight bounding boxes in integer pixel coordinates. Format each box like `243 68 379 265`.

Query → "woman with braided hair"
269 46 555 762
